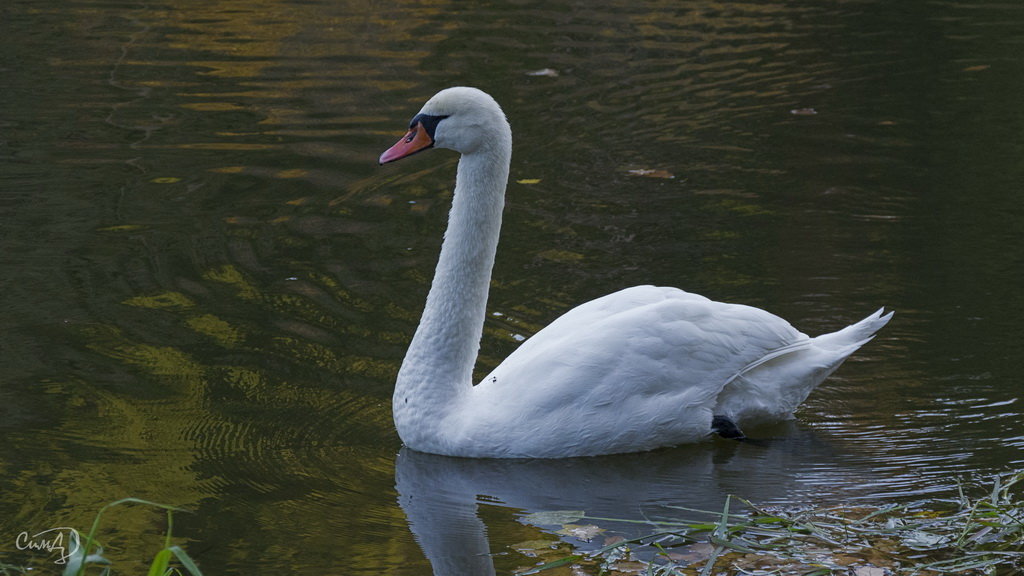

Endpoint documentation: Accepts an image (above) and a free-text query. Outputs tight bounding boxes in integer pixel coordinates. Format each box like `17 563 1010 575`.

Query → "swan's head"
379 87 510 164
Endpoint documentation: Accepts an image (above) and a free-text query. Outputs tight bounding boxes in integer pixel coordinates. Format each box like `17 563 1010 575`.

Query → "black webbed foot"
712 415 747 441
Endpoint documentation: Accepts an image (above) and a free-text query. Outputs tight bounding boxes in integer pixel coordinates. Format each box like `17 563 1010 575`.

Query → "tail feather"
722 308 893 388
714 307 893 425
813 307 894 352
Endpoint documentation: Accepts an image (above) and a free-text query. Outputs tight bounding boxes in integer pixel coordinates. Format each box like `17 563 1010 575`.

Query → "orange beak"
379 121 435 164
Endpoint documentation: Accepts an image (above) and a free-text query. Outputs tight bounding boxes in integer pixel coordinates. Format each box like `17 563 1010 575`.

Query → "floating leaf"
511 539 561 558
526 68 559 77
521 510 586 525
517 178 542 185
666 542 716 565
902 529 949 550
96 224 146 232
609 560 647 573
151 177 181 184
627 168 675 179
556 524 604 542
962 64 990 72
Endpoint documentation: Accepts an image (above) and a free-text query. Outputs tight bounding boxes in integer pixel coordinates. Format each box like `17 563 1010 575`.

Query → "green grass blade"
990 474 1003 507
697 545 724 576
72 498 191 576
168 546 205 576
146 548 172 576
716 495 732 535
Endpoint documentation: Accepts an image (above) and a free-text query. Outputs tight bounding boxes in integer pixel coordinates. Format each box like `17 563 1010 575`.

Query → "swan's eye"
410 114 449 139
404 129 418 143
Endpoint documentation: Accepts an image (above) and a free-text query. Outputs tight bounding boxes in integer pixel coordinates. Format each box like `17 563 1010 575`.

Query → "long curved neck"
394 132 511 441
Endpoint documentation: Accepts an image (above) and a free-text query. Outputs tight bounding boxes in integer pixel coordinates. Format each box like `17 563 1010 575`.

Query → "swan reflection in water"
395 424 883 576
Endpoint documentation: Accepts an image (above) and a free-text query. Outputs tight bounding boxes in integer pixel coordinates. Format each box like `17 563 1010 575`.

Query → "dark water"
2 0 1023 574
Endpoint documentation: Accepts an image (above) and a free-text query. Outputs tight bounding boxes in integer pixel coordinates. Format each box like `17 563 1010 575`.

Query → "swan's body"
381 87 892 458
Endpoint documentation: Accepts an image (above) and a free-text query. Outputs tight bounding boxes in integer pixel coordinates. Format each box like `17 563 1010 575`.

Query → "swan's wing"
483 286 806 392
464 286 808 456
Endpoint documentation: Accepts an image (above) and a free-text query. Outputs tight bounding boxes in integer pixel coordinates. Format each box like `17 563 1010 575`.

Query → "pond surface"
2 0 1023 574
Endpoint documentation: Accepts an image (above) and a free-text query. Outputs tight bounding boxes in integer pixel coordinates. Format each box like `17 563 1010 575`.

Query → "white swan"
380 86 892 458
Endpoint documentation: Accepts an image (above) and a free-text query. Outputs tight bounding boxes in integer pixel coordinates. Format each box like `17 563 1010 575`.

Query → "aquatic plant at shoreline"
68 498 203 576
3 476 1020 576
515 471 1024 576
1 498 203 576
